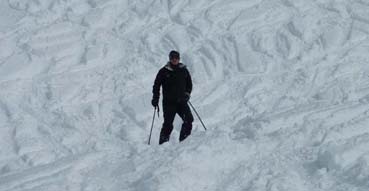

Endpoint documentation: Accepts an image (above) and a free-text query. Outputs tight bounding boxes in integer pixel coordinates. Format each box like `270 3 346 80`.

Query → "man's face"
170 57 179 65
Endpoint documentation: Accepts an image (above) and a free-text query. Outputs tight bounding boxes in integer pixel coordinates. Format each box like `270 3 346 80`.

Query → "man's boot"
179 122 192 142
159 125 173 144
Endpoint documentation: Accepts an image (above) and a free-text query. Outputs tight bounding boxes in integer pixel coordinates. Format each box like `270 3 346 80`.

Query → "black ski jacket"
152 62 192 104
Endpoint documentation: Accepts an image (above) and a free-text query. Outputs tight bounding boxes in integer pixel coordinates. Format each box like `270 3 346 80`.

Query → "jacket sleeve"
185 68 192 94
152 69 163 100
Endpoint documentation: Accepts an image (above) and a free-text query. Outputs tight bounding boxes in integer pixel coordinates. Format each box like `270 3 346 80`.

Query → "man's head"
169 50 180 65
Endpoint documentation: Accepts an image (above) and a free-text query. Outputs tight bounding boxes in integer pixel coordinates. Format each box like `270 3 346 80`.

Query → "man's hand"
151 98 159 108
184 92 191 102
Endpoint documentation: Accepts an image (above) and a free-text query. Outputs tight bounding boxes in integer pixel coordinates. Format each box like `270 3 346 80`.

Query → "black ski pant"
159 101 194 144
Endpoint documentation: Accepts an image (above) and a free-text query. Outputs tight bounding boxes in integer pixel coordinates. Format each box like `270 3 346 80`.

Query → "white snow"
1 0 369 190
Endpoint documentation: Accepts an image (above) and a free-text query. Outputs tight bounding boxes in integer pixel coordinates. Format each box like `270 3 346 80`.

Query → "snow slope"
1 0 369 190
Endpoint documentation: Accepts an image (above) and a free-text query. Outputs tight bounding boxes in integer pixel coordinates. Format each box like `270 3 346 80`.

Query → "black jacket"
152 62 192 104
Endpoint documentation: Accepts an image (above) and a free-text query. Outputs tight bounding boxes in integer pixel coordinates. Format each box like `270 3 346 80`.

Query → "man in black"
151 50 194 144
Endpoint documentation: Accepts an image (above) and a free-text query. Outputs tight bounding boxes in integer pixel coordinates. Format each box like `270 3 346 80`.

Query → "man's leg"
159 103 176 144
177 102 194 142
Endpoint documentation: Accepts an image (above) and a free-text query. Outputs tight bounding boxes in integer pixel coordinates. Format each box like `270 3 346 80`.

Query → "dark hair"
169 50 180 60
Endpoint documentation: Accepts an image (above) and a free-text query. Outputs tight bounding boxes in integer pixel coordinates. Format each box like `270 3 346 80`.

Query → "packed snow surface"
1 0 369 190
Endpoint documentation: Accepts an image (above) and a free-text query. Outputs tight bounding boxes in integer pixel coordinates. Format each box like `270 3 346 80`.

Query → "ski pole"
148 107 157 145
188 101 207 131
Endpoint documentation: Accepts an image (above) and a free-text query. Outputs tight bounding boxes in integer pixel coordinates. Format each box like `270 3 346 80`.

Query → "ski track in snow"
1 0 369 190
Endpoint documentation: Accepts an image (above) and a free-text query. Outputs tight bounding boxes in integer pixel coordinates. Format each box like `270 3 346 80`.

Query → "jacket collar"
165 62 185 71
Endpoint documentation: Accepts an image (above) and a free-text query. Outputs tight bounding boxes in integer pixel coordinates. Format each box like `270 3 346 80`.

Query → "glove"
184 92 191 102
151 98 159 107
